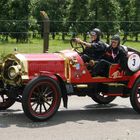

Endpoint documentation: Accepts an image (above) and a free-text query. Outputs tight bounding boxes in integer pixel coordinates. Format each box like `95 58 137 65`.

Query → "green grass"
124 41 140 51
0 38 140 58
0 38 71 56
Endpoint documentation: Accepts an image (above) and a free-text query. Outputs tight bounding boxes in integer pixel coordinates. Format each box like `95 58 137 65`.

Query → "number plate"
127 53 140 72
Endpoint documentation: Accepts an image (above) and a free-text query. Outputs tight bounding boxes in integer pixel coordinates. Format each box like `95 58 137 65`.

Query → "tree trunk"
106 33 110 44
52 32 55 40
123 33 128 41
62 33 65 40
16 37 19 43
5 34 8 41
83 33 87 41
135 34 138 42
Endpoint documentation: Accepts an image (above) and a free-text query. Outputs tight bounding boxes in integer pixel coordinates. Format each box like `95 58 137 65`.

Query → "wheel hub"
37 94 45 104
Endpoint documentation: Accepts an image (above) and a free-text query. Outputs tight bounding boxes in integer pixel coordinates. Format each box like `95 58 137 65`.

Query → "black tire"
22 76 61 122
130 77 140 113
91 92 116 104
0 91 15 110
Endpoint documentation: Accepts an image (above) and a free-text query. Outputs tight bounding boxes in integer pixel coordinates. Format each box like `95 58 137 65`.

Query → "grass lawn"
0 38 71 56
124 41 140 51
0 38 140 57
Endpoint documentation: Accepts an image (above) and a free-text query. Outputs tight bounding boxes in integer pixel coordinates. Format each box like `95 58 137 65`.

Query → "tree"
47 0 70 40
0 0 139 43
132 0 140 41
33 0 70 40
0 0 10 41
68 0 90 40
89 0 99 28
98 0 120 44
9 0 31 43
119 0 136 42
58 0 70 40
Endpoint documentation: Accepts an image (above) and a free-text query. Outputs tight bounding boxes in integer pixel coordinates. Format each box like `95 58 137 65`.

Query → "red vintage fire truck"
0 39 140 121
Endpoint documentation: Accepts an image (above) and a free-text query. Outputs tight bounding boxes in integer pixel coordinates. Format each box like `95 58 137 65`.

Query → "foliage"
119 0 136 41
0 0 11 41
98 0 120 43
132 0 140 41
9 0 31 43
0 0 139 43
68 0 90 40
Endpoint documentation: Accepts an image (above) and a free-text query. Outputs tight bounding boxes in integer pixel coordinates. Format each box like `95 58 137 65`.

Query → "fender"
26 71 58 83
127 70 140 88
39 71 58 81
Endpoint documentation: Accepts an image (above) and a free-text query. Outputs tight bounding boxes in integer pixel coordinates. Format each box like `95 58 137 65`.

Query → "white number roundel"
127 53 140 72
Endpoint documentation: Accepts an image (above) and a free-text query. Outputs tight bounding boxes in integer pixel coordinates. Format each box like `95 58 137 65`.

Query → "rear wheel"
22 76 61 122
91 92 116 104
130 77 140 113
0 90 15 110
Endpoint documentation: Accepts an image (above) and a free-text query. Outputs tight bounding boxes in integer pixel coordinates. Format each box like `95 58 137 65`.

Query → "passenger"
91 34 128 78
74 28 107 64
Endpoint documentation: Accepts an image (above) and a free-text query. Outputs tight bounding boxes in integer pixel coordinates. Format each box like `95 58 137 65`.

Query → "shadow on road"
0 103 139 128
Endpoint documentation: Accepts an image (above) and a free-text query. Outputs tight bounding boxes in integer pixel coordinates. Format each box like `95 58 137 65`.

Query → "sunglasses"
90 32 96 36
111 40 118 44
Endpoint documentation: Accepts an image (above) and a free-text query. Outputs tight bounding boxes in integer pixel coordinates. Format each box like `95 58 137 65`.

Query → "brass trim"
15 54 29 80
76 84 88 88
57 53 71 82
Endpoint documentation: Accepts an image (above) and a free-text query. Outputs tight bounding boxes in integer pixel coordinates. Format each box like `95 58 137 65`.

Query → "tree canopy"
0 0 139 42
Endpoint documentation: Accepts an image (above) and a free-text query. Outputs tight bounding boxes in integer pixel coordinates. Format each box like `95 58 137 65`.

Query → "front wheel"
0 90 15 110
91 92 116 104
130 77 140 113
22 76 61 122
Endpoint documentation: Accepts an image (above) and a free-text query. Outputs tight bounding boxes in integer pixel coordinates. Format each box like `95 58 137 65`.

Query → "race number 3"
128 53 140 72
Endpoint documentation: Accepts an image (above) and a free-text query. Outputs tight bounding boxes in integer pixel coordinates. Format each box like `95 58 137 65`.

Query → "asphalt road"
0 96 140 140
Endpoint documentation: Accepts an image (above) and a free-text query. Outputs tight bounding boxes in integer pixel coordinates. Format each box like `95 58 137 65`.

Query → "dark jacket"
103 45 128 71
84 40 107 60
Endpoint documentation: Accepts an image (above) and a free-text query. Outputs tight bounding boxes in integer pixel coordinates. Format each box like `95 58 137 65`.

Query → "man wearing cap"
91 34 128 78
75 28 107 64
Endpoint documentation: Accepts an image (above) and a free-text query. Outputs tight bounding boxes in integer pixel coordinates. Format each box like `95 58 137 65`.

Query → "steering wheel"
70 38 85 53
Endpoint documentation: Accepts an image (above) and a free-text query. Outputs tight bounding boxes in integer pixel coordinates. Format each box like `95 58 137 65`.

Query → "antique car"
0 39 140 122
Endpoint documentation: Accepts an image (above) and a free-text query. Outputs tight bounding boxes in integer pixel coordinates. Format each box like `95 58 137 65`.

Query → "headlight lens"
8 65 21 79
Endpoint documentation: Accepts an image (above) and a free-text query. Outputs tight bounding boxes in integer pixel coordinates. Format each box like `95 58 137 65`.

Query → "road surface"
0 96 140 140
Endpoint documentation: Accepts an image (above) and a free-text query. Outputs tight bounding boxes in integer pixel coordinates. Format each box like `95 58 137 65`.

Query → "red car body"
0 45 140 121
20 50 139 88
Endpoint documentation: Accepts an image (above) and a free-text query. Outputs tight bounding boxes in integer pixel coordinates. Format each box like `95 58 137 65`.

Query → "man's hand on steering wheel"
74 38 91 48
70 38 85 53
74 38 83 44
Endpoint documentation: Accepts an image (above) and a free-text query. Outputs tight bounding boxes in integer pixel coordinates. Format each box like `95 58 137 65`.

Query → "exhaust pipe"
40 11 50 53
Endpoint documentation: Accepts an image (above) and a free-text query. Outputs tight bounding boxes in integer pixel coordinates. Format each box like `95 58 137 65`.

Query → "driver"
74 28 107 64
